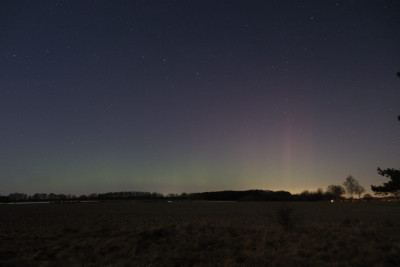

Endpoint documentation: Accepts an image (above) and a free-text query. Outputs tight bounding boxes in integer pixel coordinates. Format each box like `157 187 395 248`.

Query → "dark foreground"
0 201 399 266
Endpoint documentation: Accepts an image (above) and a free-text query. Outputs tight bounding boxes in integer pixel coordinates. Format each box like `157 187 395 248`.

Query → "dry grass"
0 201 399 266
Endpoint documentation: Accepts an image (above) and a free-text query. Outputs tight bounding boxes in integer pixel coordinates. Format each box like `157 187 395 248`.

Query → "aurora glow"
1 0 399 195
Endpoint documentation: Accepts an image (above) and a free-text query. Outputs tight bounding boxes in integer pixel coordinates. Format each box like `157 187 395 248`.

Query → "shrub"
276 205 295 231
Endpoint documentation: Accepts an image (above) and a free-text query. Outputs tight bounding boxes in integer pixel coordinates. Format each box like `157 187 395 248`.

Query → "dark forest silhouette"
0 187 377 203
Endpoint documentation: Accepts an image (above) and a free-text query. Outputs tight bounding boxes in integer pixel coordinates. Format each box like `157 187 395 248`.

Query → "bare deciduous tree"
343 175 365 199
343 175 357 198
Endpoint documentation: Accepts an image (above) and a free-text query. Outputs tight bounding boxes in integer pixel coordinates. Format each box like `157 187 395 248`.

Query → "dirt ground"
0 201 399 266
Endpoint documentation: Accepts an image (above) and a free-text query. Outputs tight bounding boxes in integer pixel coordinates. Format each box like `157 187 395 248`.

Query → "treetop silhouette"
371 168 400 199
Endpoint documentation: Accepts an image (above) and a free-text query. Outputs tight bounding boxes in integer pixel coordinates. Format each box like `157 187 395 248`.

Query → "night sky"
1 0 399 196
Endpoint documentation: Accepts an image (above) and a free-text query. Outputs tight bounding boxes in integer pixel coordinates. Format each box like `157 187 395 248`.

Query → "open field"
1 201 400 266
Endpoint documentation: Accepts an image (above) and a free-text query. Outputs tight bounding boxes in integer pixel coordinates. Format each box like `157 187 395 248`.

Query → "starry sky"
1 0 399 195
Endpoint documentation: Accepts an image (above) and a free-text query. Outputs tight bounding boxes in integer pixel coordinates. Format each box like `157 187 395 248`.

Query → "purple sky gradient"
1 0 399 195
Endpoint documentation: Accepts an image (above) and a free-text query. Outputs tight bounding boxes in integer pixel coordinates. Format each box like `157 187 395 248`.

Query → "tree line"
0 191 164 202
0 187 368 204
1 171 398 203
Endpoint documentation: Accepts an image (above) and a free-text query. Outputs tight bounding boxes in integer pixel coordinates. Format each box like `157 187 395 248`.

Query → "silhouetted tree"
354 184 365 199
187 190 292 201
371 168 400 199
8 192 28 201
88 193 98 199
297 189 326 201
32 193 48 201
0 195 10 203
343 175 365 199
326 185 345 200
343 175 357 198
300 190 310 197
48 193 57 200
57 194 67 200
370 73 399 198
151 192 164 198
